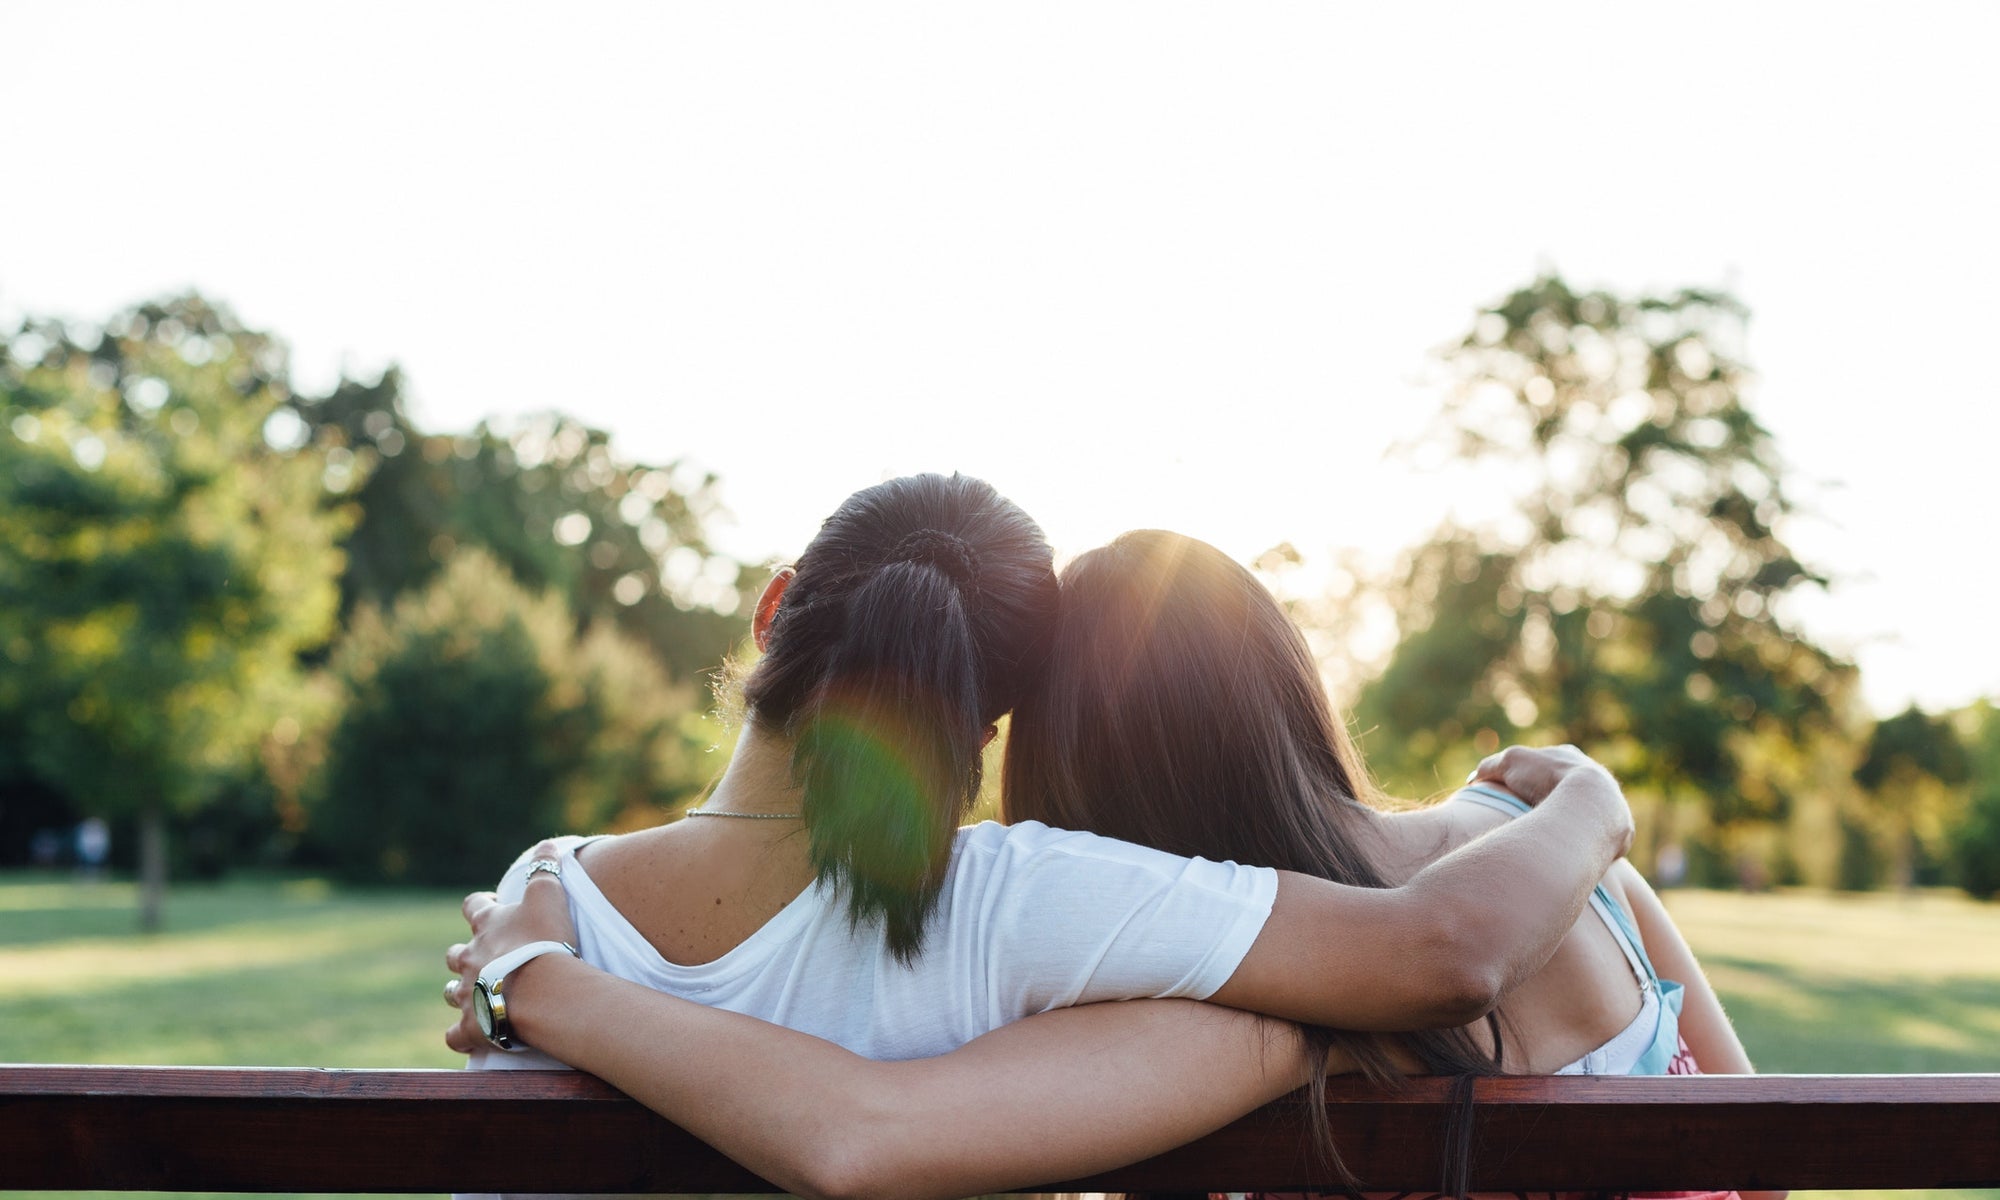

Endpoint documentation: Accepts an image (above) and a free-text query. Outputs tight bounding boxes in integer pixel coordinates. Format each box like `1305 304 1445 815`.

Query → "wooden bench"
3 1065 1996 1194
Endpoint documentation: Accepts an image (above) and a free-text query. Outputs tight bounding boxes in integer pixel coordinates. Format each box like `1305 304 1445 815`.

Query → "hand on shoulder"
1468 743 1602 804
1471 744 1632 859
445 838 580 1055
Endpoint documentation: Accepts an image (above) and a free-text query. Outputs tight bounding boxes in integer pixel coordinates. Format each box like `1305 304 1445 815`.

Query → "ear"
981 723 999 749
753 567 796 652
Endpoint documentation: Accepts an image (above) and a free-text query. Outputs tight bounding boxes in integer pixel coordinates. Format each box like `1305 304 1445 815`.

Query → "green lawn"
2 872 1996 1200
1659 888 2000 1076
0 873 466 1069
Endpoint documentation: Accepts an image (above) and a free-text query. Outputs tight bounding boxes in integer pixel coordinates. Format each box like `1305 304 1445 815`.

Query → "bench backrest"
4 1065 1997 1193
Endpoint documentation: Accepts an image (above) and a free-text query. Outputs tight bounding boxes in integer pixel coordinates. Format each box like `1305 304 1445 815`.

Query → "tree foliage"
294 371 747 680
0 292 751 899
309 549 716 887
0 296 350 924
1856 706 1970 792
1835 705 1970 889
1948 703 2000 900
1353 275 1854 866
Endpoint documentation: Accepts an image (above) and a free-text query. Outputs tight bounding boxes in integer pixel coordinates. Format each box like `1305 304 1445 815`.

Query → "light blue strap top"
1453 785 1686 1075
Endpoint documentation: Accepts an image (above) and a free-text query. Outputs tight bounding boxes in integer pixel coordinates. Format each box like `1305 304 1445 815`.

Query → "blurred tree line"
1295 274 2000 898
5 281 1997 928
1 296 748 925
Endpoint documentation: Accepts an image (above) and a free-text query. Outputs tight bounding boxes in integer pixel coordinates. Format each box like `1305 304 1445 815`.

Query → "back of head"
743 473 1056 962
1004 529 1375 880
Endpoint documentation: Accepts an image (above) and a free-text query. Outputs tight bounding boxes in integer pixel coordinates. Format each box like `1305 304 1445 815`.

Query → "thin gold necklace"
685 805 803 820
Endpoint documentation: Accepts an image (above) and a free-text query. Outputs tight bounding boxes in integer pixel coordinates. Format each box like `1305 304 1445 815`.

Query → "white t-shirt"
470 819 1277 1072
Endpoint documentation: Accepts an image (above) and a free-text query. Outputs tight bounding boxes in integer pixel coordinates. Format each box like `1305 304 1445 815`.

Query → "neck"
699 721 808 817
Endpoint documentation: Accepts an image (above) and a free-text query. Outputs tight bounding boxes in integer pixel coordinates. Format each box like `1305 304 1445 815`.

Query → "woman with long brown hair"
999 530 1769 1199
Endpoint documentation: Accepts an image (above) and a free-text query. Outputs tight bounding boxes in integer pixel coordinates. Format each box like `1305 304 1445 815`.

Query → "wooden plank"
0 1067 760 1195
3 1066 1998 1193
1065 1074 2000 1194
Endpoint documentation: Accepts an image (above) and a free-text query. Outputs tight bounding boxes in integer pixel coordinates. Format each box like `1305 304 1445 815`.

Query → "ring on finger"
443 978 463 1007
525 858 562 882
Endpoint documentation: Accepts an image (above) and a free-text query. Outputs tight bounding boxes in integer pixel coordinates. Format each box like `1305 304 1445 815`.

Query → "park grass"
2 872 1996 1200
0 872 466 1069
1659 888 2000 1076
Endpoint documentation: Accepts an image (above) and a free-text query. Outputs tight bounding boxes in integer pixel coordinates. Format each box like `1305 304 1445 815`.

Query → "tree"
293 373 748 682
1948 702 2000 900
309 549 715 887
1854 705 1970 888
0 296 350 927
1352 275 1854 873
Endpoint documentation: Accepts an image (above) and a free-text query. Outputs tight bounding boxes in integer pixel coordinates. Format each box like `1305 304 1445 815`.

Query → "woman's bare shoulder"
1368 790 1515 880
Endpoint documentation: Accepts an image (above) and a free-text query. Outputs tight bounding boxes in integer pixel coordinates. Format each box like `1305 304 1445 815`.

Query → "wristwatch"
473 939 579 1052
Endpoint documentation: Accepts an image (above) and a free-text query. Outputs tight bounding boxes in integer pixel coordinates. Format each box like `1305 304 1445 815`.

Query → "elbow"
1434 958 1506 1026
1406 954 1502 1027
789 1149 870 1200
794 1154 931 1200
1411 913 1507 1026
782 1121 931 1200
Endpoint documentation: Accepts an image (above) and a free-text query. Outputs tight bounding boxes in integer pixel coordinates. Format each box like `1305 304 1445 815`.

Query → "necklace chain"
685 806 804 820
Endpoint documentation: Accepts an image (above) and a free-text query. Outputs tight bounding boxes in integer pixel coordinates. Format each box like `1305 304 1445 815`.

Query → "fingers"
1470 744 1592 781
443 975 480 1054
442 839 576 1055
1465 744 1598 807
445 1017 481 1055
523 841 567 888
444 844 563 1057
1469 745 1515 782
463 890 500 929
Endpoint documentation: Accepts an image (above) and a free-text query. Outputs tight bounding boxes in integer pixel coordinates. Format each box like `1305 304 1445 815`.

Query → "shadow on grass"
1702 953 2000 1073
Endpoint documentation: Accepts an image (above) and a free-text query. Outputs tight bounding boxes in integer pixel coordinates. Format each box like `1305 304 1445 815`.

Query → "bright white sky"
4 3 1996 715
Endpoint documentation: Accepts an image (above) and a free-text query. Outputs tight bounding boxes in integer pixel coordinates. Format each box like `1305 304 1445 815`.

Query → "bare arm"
1213 751 1633 1029
454 894 1312 1200
1610 860 1786 1200
1610 859 1753 1074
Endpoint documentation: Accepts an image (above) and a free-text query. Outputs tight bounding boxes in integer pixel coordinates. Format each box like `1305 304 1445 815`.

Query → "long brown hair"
1003 530 1500 1186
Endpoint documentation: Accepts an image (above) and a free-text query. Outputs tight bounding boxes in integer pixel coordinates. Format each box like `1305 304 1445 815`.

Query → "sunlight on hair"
1092 532 1192 695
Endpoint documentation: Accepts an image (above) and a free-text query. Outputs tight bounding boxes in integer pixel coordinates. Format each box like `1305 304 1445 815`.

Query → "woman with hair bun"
446 478 1636 1198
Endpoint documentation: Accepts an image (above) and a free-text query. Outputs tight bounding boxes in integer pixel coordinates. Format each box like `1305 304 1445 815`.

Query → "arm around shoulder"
1212 755 1633 1030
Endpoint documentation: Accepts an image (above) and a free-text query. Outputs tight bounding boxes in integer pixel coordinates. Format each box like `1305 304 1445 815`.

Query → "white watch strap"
477 939 578 991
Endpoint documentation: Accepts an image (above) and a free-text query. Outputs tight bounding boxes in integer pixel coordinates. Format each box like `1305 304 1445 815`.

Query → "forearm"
504 955 884 1199
503 957 1311 1200
1216 761 1629 1030
1405 765 1633 1006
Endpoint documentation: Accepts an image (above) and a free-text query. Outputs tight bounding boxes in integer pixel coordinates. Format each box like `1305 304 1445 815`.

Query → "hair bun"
890 528 980 588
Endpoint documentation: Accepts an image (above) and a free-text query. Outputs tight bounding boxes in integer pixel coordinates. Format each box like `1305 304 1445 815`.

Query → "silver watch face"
473 981 499 1041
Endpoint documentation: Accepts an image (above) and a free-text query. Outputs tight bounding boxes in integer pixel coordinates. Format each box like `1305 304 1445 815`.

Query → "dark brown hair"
1003 530 1500 1187
743 474 1057 963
